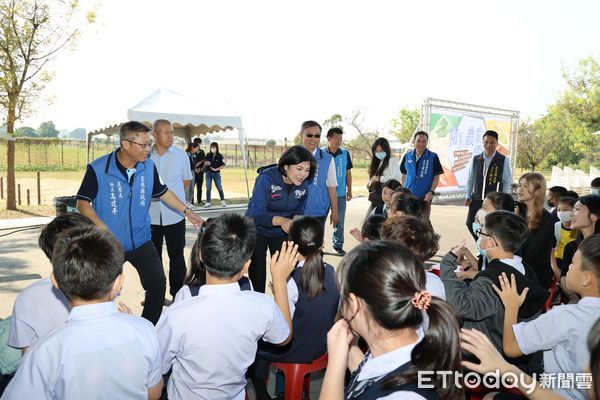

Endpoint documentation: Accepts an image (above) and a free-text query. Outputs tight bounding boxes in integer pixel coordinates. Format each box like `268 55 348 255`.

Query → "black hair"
482 130 499 140
549 186 568 197
200 213 256 279
578 195 600 234
119 121 150 142
588 317 600 398
484 210 529 253
485 192 518 212
326 127 343 138
193 137 202 145
337 241 463 400
382 216 440 263
557 196 578 208
390 194 427 222
368 138 392 178
289 217 325 299
592 177 600 188
277 145 317 181
300 120 322 133
383 179 402 191
39 213 95 260
393 187 412 196
566 190 580 199
209 142 221 157
578 234 600 288
412 130 429 141
361 215 386 241
186 230 207 287
52 226 124 301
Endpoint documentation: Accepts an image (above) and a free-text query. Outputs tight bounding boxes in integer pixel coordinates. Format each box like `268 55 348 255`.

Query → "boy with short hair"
495 233 600 400
8 213 95 354
440 210 548 355
156 213 297 400
3 226 163 400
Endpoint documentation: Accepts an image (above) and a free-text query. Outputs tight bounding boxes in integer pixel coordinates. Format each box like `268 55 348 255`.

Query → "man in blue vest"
76 121 203 324
400 131 444 202
300 120 338 229
323 127 353 256
464 130 512 240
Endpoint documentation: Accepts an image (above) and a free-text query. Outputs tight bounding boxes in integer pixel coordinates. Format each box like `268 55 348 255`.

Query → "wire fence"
0 138 378 170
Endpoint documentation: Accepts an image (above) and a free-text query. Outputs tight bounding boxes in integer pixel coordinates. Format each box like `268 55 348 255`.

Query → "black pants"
151 219 187 298
195 171 204 203
125 241 166 325
466 199 484 241
250 234 286 293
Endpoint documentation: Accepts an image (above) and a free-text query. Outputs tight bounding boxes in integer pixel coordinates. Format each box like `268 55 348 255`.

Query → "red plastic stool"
271 353 328 400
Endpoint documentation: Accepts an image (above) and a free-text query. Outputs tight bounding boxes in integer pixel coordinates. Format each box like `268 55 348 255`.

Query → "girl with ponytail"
320 241 463 400
251 216 340 399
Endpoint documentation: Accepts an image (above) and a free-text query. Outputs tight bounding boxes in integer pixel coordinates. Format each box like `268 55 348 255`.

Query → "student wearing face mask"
551 197 578 280
366 138 402 215
203 142 226 208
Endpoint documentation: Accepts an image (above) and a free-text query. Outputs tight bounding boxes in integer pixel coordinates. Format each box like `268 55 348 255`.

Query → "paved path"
0 198 472 318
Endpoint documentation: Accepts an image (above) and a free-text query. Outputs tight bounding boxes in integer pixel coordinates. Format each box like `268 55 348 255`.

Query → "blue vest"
90 150 155 252
404 149 436 199
304 148 333 217
323 146 349 197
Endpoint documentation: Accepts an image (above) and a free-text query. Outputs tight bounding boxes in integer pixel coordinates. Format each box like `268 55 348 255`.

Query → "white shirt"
156 282 290 400
8 278 70 349
149 145 192 226
425 272 446 300
3 302 162 400
379 156 402 183
311 148 338 187
355 327 426 400
513 296 600 400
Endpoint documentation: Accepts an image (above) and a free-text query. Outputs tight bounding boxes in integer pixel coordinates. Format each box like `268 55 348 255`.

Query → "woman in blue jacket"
246 145 317 293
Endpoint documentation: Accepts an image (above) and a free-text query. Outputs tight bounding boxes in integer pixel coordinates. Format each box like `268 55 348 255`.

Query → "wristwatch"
429 190 435 194
183 206 192 214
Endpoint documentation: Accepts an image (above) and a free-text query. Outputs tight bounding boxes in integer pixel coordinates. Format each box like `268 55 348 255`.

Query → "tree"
516 120 558 171
265 139 276 147
70 127 86 140
0 0 93 210
36 120 58 137
14 126 37 137
323 113 343 130
389 107 420 143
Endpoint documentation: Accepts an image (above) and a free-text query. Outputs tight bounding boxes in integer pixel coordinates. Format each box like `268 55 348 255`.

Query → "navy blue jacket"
246 166 309 238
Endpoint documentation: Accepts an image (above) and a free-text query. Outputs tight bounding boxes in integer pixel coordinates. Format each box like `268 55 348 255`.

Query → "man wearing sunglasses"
76 121 203 325
299 120 338 231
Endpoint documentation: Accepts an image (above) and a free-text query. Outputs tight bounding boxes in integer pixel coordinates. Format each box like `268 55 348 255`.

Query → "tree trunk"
6 115 16 210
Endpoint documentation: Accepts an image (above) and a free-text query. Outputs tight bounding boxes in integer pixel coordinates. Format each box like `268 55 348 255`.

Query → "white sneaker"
221 200 227 207
204 202 211 208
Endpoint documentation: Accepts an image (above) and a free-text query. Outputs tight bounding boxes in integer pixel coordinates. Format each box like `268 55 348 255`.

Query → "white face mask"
474 209 488 225
558 211 573 223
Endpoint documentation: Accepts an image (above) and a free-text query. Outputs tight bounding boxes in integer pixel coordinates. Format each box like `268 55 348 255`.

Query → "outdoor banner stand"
419 98 519 200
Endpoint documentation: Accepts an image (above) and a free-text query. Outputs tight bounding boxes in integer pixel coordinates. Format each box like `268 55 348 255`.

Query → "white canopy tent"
86 88 250 198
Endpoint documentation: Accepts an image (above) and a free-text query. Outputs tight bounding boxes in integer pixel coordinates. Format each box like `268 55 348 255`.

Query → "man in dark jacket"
464 130 512 240
192 138 206 205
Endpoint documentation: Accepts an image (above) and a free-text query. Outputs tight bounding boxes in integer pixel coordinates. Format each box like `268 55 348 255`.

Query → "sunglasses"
305 134 321 139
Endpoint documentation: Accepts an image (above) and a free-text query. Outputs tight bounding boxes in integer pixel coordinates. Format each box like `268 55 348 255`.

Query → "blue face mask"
476 236 487 258
472 222 482 235
592 188 600 196
375 151 387 160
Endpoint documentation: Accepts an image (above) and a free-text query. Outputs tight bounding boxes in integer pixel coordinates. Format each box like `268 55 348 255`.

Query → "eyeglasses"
124 139 153 149
305 134 321 139
475 228 498 245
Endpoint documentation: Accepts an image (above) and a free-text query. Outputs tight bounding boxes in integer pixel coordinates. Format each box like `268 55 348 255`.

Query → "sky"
20 0 600 141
